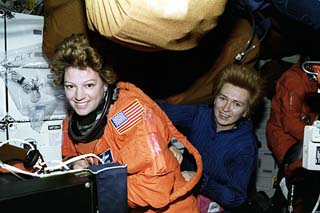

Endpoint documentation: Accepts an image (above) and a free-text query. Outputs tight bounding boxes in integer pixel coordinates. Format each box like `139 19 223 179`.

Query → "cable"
0 152 105 178
0 161 40 177
301 60 320 76
42 153 104 173
312 193 320 213
288 185 295 213
33 160 71 173
0 160 25 180
84 163 128 175
234 11 269 63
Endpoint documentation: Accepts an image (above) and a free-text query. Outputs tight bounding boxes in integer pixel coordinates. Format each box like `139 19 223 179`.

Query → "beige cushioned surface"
42 0 88 59
85 0 227 51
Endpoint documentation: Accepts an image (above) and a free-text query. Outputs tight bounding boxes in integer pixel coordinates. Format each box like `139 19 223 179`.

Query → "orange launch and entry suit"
267 63 318 169
62 82 203 212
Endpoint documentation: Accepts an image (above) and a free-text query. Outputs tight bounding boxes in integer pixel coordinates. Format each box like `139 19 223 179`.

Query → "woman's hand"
169 145 183 164
72 159 88 169
181 171 196 182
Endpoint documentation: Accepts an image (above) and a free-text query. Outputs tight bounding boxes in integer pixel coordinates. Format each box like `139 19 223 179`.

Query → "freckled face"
213 83 250 132
64 67 106 116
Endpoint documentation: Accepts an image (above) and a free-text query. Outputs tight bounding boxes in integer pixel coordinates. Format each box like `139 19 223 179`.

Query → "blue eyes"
218 95 243 108
64 84 95 89
219 96 226 100
235 102 242 107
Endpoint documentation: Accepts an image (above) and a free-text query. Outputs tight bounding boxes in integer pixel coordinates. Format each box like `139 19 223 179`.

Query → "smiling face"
213 83 250 132
64 66 106 116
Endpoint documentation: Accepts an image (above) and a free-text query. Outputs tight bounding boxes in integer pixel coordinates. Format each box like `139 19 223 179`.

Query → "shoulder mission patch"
110 99 144 135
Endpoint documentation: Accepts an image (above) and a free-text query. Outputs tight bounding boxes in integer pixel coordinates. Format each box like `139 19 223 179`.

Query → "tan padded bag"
85 0 227 51
42 0 88 60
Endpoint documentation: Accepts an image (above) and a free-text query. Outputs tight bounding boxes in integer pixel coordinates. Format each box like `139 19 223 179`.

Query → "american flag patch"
110 99 144 135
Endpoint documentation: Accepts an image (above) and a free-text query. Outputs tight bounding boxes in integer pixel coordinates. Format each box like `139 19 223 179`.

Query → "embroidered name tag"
110 99 144 135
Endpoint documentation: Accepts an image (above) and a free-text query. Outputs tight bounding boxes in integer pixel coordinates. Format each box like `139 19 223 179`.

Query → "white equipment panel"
7 120 63 163
303 121 320 170
0 12 66 163
0 12 44 52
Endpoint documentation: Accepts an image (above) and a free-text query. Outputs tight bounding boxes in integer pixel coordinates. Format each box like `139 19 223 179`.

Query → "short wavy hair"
49 33 117 86
212 64 266 118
